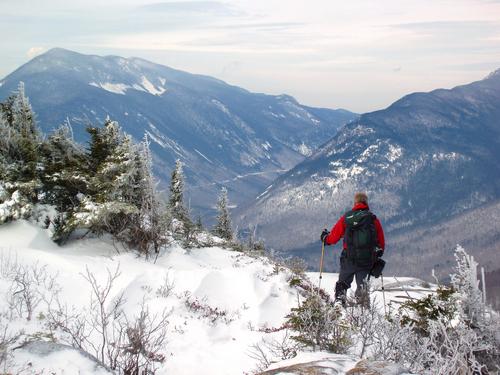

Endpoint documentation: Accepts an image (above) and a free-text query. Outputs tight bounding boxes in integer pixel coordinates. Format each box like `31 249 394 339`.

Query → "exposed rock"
259 353 357 374
260 361 339 374
345 359 411 375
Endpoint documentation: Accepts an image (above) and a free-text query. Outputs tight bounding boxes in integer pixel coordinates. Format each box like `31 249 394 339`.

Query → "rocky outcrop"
346 359 411 375
259 358 411 375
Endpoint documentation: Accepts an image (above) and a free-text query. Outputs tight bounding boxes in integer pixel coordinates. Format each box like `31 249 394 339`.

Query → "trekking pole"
381 273 387 316
318 240 325 293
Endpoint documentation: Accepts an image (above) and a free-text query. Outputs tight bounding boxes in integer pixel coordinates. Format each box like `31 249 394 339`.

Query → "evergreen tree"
451 246 484 327
213 187 233 241
130 136 170 256
0 82 40 183
0 83 41 223
65 119 139 238
40 123 87 212
168 159 189 224
12 82 37 136
87 119 138 204
0 116 12 180
87 117 120 171
195 215 203 231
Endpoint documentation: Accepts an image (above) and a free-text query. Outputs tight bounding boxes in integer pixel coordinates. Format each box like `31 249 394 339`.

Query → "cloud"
139 1 242 16
213 22 305 31
26 46 45 58
441 61 500 71
390 20 500 36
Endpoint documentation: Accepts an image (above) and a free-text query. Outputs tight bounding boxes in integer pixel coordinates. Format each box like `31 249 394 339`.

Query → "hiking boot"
334 295 347 308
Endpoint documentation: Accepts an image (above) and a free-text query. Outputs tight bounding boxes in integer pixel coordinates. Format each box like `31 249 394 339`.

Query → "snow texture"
0 221 297 374
0 221 433 374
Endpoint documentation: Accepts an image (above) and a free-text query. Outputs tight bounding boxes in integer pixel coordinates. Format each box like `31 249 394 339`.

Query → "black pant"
335 252 371 301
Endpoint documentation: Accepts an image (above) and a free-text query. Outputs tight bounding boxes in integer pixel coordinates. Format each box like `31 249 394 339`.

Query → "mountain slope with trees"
0 78 498 375
0 48 357 217
236 70 500 279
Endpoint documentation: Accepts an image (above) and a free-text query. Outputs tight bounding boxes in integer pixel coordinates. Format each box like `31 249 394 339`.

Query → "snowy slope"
306 272 434 313
0 221 304 374
0 222 433 374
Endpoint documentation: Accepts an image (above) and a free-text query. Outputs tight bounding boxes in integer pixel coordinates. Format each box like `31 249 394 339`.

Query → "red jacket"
325 202 385 251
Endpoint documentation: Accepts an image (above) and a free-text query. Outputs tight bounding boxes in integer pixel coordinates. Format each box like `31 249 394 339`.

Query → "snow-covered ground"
306 272 434 314
0 221 302 374
0 221 432 374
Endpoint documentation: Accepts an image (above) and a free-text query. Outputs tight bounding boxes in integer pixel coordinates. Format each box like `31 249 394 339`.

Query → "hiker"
320 192 385 306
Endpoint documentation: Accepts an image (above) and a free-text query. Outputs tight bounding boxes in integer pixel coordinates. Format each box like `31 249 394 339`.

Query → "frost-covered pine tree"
67 119 139 238
450 245 484 327
195 215 203 231
0 116 12 179
135 135 155 209
40 123 87 212
0 82 40 183
87 117 120 171
0 83 41 223
168 159 195 245
88 119 138 204
168 159 189 223
371 245 500 374
213 187 233 241
131 135 170 256
11 82 37 137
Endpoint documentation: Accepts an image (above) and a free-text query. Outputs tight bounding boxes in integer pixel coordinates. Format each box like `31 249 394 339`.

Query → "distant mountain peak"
0 48 357 217
485 68 500 80
41 47 85 59
44 47 72 54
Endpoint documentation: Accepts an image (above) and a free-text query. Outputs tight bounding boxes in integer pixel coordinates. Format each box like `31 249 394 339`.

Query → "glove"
320 229 329 243
376 249 384 258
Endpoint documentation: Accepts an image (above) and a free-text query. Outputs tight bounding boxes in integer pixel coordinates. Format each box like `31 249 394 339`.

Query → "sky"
1 0 500 113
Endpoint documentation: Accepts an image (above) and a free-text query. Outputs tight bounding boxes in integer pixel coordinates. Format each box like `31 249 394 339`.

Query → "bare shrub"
8 262 59 321
184 294 236 325
283 257 307 279
155 272 175 298
0 253 60 321
108 299 169 374
371 314 416 364
46 265 169 374
0 313 22 373
248 330 303 372
344 297 382 357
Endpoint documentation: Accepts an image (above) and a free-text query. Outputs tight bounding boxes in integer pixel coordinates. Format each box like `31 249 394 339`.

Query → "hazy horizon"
2 0 500 113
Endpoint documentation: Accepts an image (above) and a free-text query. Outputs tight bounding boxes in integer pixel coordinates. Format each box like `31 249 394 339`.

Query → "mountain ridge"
0 48 357 217
235 69 500 278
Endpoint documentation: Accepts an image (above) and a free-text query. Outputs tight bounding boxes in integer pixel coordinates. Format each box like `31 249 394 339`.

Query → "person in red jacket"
320 192 385 306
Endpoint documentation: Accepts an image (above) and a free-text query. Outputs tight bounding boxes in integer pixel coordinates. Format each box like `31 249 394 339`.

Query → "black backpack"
344 209 377 267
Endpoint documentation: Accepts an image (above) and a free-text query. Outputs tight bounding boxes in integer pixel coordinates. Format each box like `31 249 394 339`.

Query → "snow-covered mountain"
236 70 500 279
0 48 356 217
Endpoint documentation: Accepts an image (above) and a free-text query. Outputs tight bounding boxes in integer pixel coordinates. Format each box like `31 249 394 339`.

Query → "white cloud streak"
26 47 46 58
